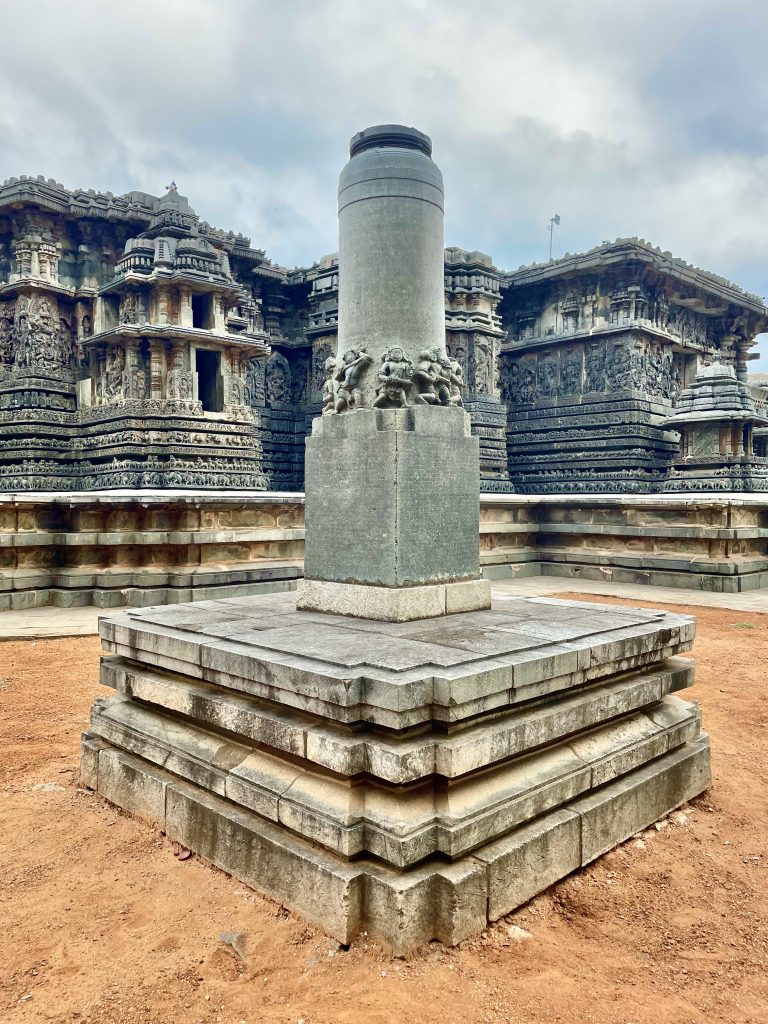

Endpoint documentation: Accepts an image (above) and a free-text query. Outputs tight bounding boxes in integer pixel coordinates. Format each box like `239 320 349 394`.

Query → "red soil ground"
1 595 766 1024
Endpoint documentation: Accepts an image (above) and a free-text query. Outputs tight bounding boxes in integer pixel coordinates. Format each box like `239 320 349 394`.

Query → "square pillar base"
296 577 491 622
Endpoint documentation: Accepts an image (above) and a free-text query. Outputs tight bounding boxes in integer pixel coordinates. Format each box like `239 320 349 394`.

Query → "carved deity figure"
519 361 537 404
606 344 631 391
121 293 139 324
104 347 126 398
266 353 291 404
334 346 373 412
0 301 14 365
321 356 337 415
473 340 492 394
560 350 582 396
538 355 559 398
373 346 414 408
312 341 333 395
585 343 606 393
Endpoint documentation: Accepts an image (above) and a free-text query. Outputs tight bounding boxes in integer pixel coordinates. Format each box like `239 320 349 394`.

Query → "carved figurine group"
322 344 464 414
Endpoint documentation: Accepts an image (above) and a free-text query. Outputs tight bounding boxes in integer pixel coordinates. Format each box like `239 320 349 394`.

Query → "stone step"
80 733 711 955
100 655 694 783
97 594 695 728
89 691 700 866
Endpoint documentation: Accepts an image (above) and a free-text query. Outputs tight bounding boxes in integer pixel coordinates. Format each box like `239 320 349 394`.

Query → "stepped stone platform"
82 592 710 953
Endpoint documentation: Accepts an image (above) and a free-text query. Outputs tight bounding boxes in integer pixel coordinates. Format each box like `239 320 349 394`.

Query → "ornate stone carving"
472 337 493 395
13 295 73 372
321 357 337 415
585 342 606 394
0 300 14 365
447 356 465 407
334 346 373 412
291 354 309 405
560 349 582 396
266 351 291 405
120 292 139 324
373 347 414 408
103 346 126 400
312 339 334 396
245 356 266 408
166 342 194 401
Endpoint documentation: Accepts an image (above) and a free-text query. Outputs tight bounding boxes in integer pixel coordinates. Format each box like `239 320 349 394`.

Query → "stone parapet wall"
2 490 768 608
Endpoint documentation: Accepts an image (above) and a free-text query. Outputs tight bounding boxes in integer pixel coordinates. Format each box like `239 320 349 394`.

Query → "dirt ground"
1 595 767 1024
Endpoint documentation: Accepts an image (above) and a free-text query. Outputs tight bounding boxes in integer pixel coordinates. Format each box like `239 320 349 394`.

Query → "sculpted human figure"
447 355 465 406
321 356 337 414
334 346 373 412
373 346 414 408
413 346 445 404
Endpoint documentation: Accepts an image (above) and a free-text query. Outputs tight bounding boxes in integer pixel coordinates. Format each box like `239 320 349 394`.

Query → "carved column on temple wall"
153 285 170 326
148 340 165 399
38 242 60 283
735 345 749 383
93 344 107 404
11 239 34 279
223 347 247 408
178 286 193 328
213 295 227 332
166 340 194 402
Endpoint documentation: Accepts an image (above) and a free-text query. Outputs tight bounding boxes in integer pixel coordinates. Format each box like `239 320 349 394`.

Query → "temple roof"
664 362 768 427
503 238 767 316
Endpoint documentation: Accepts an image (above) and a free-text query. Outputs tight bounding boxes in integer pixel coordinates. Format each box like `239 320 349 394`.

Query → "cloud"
1 0 768 362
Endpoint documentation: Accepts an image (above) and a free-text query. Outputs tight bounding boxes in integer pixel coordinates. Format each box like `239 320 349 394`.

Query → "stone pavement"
3 575 768 641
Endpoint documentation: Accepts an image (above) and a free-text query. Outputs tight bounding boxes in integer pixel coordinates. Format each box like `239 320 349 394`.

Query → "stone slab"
295 577 491 622
98 595 695 728
99 654 695 781
82 735 711 952
88 689 700 865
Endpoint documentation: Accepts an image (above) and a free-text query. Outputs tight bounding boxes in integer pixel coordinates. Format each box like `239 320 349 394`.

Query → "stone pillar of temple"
296 125 490 621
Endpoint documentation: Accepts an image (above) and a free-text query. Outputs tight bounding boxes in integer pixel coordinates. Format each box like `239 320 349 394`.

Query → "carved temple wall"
3 491 768 609
1 180 767 495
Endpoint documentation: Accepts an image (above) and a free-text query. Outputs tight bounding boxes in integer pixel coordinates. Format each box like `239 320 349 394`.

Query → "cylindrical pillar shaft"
336 124 445 408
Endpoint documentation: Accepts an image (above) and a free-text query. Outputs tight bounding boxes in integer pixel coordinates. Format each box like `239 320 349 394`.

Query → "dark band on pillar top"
349 124 433 158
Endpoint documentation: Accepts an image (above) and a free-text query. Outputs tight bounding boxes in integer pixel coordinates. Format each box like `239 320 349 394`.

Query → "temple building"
1 174 767 493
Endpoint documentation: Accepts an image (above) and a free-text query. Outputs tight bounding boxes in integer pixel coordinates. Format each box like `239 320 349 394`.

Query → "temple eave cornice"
84 324 271 355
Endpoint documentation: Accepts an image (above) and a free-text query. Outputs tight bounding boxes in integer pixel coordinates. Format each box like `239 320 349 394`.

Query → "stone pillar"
149 340 165 399
735 343 749 383
179 286 194 329
297 125 490 621
336 124 446 407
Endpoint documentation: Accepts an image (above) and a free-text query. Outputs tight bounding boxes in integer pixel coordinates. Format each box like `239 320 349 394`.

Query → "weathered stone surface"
574 736 712 863
98 594 694 729
88 685 701 866
296 577 491 621
83 720 710 951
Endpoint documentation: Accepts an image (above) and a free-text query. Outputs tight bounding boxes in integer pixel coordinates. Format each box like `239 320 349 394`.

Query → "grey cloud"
2 0 768 363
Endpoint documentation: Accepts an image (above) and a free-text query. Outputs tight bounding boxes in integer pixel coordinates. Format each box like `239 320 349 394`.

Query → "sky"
2 0 768 364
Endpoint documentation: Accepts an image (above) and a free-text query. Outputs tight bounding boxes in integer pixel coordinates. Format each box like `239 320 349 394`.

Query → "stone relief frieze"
265 350 292 405
311 339 334 397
